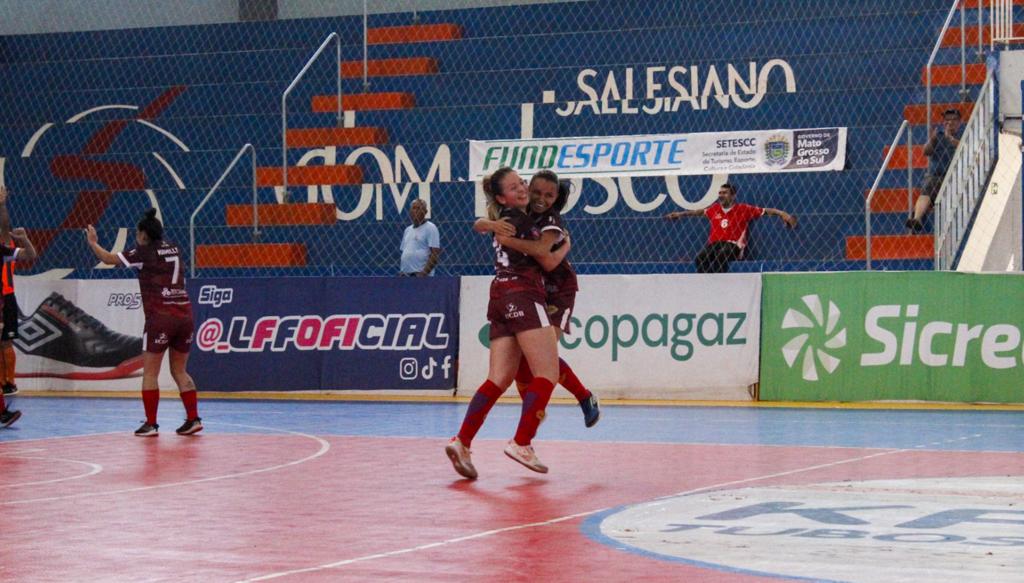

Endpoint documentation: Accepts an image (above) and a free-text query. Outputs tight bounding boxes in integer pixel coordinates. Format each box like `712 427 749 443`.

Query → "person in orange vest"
0 186 37 426
0 186 22 396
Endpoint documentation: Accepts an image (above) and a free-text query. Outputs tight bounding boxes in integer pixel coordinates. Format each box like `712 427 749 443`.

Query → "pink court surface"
1 394 1022 582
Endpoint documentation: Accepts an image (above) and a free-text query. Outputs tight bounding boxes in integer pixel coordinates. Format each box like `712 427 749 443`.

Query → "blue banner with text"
187 277 459 391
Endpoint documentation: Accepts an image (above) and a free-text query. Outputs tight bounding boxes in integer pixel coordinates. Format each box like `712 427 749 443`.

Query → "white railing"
865 120 914 270
190 144 257 278
282 32 341 201
992 0 1024 47
934 70 998 270
926 1 970 139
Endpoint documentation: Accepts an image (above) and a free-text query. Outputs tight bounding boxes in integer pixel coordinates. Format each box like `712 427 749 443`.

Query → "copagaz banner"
458 274 761 400
469 127 846 179
11 278 173 391
188 277 459 391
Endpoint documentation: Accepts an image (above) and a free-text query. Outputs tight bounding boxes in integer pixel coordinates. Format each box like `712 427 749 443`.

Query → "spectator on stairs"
907 108 963 233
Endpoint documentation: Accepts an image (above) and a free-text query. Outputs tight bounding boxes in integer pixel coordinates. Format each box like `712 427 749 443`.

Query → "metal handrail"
934 70 997 270
190 144 257 278
991 0 1023 48
282 32 341 201
865 120 911 270
926 1 965 139
362 1 370 90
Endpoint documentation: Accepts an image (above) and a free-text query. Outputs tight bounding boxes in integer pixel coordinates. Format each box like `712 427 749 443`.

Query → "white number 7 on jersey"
164 255 180 284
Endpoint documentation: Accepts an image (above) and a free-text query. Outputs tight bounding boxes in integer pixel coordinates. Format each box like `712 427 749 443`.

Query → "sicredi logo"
593 477 1023 582
780 294 846 381
781 297 1024 377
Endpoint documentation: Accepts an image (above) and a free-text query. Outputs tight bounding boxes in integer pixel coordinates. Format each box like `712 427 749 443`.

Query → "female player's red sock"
514 357 534 398
142 389 159 425
457 380 504 448
513 377 555 446
180 390 198 420
0 391 6 412
558 358 592 402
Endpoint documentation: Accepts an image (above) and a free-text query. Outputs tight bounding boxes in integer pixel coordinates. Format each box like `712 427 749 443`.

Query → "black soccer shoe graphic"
14 292 143 379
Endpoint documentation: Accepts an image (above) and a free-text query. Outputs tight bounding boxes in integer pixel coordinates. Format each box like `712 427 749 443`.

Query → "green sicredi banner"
761 272 1024 403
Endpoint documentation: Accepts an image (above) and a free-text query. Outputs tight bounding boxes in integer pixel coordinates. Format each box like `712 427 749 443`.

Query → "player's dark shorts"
487 291 550 340
143 312 194 354
546 292 576 335
2 293 18 341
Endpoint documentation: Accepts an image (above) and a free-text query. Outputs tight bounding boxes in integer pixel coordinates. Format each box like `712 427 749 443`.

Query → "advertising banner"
458 274 761 399
761 272 1024 403
469 127 846 180
188 277 459 391
12 278 171 391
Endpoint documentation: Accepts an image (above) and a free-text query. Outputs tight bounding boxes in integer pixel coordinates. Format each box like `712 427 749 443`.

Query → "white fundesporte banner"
457 273 761 400
469 127 846 180
12 279 173 391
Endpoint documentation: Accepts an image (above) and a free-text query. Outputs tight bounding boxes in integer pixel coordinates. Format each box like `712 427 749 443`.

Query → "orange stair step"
196 243 307 268
340 57 439 78
903 102 973 124
884 144 928 170
942 24 1024 46
285 127 388 148
963 0 1024 8
256 165 363 186
920 63 987 86
846 235 934 261
865 188 920 214
311 92 416 112
367 23 463 44
226 203 337 227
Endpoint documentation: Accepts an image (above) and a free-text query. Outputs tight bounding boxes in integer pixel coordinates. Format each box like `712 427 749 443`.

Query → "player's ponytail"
482 166 515 220
137 208 164 242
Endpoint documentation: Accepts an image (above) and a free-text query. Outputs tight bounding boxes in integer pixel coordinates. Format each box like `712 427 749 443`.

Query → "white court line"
0 431 122 446
237 443 943 582
1 423 329 506
1 456 103 487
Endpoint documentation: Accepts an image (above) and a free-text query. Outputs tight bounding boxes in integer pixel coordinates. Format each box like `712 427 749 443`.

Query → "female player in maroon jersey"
476 171 599 427
446 167 570 479
85 209 202 437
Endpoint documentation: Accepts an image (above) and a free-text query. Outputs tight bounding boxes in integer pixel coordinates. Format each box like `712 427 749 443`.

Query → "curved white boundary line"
135 119 189 152
66 105 138 124
152 152 186 189
1 456 103 487
1 423 329 506
21 122 54 157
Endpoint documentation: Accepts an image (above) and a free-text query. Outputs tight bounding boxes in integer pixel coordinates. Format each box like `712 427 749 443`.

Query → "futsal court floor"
0 393 1021 582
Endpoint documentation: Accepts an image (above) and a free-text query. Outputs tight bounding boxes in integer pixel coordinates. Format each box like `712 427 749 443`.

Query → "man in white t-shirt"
399 199 441 276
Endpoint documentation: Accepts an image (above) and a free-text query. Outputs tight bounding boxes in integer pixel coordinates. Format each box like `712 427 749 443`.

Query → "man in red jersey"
665 183 797 273
85 209 202 437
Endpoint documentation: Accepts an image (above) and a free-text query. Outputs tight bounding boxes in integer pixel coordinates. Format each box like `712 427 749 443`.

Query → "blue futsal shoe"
580 395 601 428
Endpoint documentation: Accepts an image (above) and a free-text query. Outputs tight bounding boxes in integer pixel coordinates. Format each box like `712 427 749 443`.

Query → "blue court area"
2 395 1021 451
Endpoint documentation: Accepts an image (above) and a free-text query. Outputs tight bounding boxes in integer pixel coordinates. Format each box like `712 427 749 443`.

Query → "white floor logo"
780 294 846 381
595 477 1024 583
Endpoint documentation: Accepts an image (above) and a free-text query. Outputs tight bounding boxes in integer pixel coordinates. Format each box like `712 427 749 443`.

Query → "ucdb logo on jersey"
761 272 1024 403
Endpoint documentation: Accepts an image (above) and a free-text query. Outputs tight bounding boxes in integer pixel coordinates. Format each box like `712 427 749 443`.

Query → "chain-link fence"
0 0 1010 279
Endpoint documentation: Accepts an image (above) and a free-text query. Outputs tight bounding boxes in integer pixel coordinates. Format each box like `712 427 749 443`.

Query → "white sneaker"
504 440 548 473
445 437 478 479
